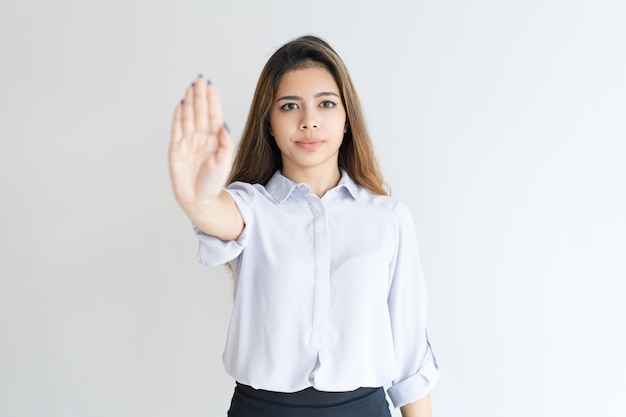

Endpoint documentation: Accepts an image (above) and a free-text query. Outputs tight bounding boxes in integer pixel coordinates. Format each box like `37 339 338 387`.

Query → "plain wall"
1 0 624 416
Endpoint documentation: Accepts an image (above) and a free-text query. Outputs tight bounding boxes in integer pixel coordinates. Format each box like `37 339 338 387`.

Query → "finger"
171 103 183 145
215 124 234 165
194 76 209 133
182 85 195 135
207 83 224 136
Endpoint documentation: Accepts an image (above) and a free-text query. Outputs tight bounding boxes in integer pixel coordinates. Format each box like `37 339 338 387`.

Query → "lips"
295 139 324 151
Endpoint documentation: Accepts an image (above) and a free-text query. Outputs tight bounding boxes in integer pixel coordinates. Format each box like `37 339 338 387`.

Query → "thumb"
215 123 234 164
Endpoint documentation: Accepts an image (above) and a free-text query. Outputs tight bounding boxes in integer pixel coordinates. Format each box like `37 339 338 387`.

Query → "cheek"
268 112 276 135
335 112 348 134
269 113 291 137
268 120 294 150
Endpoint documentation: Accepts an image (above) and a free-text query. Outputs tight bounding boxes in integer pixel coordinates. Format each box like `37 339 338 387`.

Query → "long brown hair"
227 35 388 196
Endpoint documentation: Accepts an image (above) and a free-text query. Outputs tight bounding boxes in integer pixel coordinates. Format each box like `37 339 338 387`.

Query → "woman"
169 36 439 417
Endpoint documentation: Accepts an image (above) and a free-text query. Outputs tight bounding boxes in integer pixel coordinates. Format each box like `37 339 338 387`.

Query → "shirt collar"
265 169 360 204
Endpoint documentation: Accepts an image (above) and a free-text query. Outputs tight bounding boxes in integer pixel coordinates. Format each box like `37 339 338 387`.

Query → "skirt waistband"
235 382 381 406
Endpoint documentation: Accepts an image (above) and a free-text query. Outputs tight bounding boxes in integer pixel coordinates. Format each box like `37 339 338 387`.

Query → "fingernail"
206 79 212 85
198 73 203 78
191 82 195 87
224 122 230 133
180 99 184 104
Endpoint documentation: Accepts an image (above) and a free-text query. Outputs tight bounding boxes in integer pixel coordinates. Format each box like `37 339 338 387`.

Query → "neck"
282 165 342 198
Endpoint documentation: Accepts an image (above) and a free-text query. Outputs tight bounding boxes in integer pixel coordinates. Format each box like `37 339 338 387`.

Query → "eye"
319 100 336 109
279 103 299 111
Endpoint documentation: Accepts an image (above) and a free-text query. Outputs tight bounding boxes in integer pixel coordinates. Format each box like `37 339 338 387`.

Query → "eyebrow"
275 91 340 101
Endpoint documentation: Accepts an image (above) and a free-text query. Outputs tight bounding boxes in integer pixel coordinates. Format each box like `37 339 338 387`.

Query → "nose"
299 109 319 130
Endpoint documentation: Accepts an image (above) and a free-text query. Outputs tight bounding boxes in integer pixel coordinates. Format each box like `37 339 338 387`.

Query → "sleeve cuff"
387 352 440 408
194 223 250 266
194 184 254 266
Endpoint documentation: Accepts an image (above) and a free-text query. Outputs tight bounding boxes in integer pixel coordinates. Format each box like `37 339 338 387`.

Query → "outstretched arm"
169 76 244 240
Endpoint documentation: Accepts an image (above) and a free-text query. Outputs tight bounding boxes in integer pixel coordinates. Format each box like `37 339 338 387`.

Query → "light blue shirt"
194 170 439 407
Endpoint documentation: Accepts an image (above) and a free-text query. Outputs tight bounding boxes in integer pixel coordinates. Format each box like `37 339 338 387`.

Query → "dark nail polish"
180 99 184 104
224 122 230 133
206 79 212 85
191 82 195 87
198 74 203 78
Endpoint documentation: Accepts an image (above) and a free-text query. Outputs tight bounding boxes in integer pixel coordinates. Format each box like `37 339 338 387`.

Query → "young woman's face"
269 66 347 177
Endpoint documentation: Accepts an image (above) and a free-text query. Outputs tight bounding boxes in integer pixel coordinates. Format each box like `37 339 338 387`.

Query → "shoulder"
353 185 401 211
225 181 272 204
354 186 416 226
340 171 399 211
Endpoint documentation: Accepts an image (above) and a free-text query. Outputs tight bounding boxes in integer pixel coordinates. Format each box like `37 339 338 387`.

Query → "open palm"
169 77 234 210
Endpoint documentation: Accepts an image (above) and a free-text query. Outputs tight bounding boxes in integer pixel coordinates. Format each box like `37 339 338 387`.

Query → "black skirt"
227 383 392 417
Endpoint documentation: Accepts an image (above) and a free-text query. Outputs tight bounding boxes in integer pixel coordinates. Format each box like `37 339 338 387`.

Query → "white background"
1 0 624 416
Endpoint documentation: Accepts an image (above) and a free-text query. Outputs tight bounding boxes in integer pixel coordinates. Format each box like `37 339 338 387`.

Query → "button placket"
303 191 330 350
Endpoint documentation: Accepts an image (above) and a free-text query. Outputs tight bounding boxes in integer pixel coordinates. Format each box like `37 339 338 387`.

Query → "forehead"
276 66 339 95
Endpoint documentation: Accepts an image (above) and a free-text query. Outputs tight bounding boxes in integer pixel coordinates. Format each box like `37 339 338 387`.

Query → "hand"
169 76 234 212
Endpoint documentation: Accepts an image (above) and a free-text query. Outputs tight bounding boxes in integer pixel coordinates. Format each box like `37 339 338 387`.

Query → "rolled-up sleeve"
194 182 256 266
386 202 440 408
